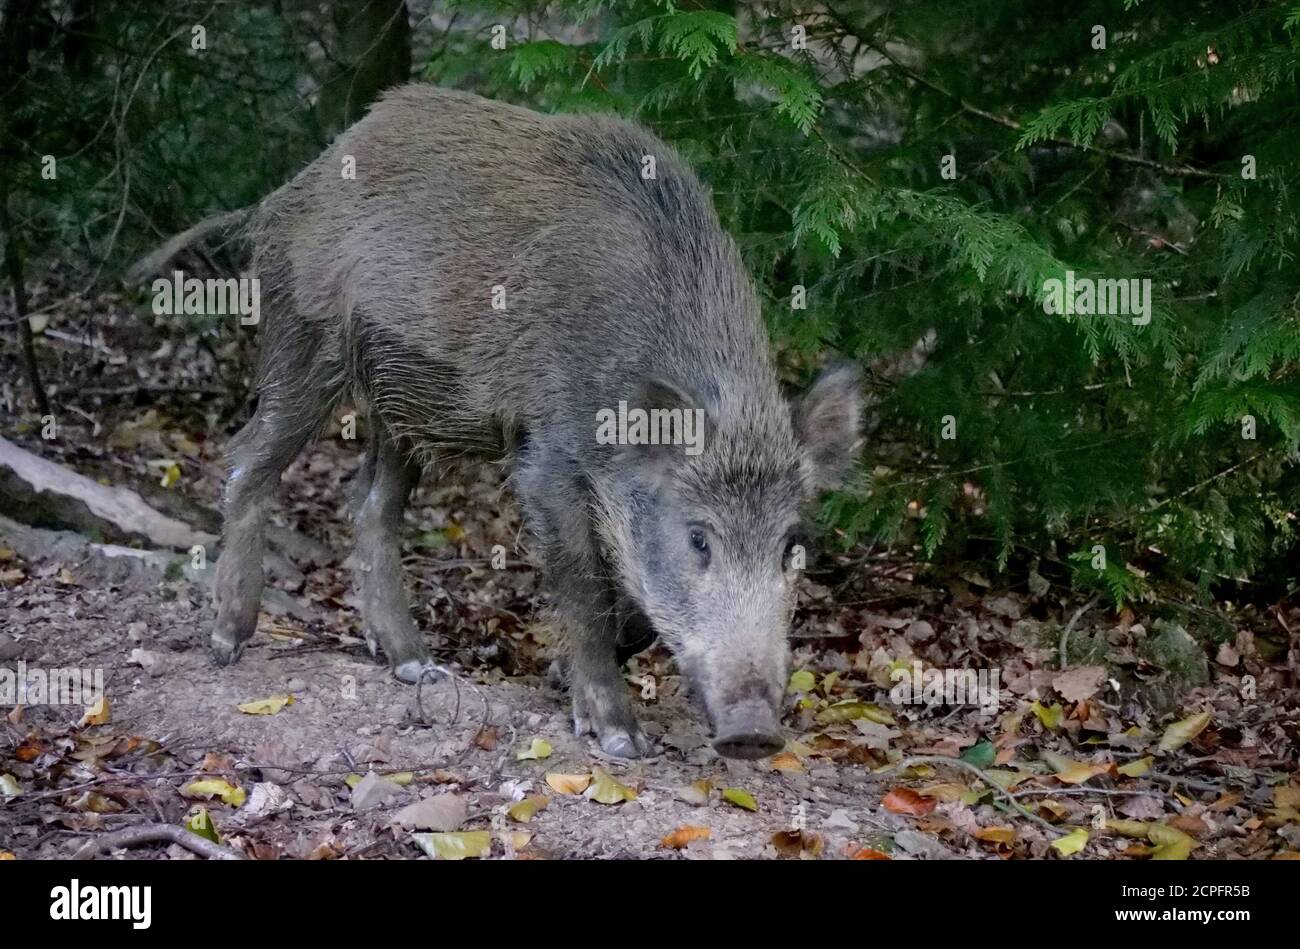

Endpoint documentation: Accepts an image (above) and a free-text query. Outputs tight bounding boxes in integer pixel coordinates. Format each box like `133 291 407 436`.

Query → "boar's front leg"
350 421 429 682
555 570 653 758
517 451 650 758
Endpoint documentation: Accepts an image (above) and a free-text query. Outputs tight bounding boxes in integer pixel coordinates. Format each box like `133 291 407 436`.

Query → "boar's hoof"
573 713 651 758
210 632 247 667
545 658 569 690
393 657 438 685
600 730 652 758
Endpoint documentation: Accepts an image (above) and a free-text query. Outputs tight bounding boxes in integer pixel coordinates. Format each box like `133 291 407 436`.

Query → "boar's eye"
782 532 808 570
688 527 710 566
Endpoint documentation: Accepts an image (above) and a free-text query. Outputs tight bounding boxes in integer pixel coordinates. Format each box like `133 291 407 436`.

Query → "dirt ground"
1 309 1298 861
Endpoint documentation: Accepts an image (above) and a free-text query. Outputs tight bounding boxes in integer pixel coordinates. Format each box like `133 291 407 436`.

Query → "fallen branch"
123 206 254 285
74 823 245 860
0 436 216 550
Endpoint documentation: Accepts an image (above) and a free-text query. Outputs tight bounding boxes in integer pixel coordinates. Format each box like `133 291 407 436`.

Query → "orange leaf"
848 847 892 860
661 825 711 849
882 787 937 816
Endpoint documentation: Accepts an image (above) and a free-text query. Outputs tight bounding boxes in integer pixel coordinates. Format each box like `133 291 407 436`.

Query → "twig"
73 823 244 860
1060 595 1102 668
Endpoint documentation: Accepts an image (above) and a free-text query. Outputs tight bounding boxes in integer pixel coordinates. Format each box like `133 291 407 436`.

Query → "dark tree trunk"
316 0 412 139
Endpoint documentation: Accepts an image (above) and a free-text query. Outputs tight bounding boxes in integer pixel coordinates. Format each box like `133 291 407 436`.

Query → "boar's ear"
793 362 863 494
624 376 709 466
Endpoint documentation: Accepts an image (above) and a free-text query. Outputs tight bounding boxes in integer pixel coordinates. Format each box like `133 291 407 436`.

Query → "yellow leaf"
496 830 532 850
507 794 549 822
983 769 1034 790
181 779 246 807
160 462 181 489
1049 828 1089 856
442 522 467 544
816 701 894 725
661 825 711 849
1157 711 1211 753
1118 756 1154 777
974 826 1017 845
236 695 295 715
585 767 636 805
516 738 552 761
413 831 491 860
1043 751 1113 785
344 773 362 789
1029 701 1063 730
184 808 220 844
386 772 414 786
1103 818 1151 839
0 774 22 798
0 851 14 860
79 696 110 727
1148 824 1196 860
787 670 816 693
545 772 591 795
722 787 758 812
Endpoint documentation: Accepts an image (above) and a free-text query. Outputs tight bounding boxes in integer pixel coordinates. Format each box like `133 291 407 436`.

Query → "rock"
350 771 404 811
390 793 468 831
128 648 166 677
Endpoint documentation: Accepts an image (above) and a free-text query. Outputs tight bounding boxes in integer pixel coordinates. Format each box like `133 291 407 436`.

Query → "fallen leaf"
507 794 549 822
413 831 491 860
882 788 937 816
721 787 758 812
675 778 712 806
816 701 894 725
1117 756 1154 777
516 738 552 761
848 847 891 860
236 695 295 715
184 808 220 844
1148 823 1196 860
1049 828 1089 856
1042 751 1113 785
1103 818 1152 839
1029 701 1064 730
79 696 110 727
181 778 246 807
661 825 711 849
787 669 816 693
585 767 636 805
770 752 805 773
771 829 824 858
0 774 23 798
1157 711 1212 753
1052 665 1106 703
960 740 996 769
545 773 591 795
974 826 1017 845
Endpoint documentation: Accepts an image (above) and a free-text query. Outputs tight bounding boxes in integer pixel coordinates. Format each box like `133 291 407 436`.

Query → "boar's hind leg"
212 370 339 666
351 421 428 683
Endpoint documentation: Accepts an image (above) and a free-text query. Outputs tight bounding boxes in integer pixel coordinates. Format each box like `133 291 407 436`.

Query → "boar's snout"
711 700 784 760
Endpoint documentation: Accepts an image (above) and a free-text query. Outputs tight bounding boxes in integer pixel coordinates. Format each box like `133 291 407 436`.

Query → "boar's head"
595 364 862 759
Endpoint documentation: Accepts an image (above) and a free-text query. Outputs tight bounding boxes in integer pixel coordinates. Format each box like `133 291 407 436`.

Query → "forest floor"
1 296 1298 861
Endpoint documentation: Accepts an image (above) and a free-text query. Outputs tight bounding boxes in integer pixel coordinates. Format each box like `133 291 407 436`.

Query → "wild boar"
210 84 862 758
